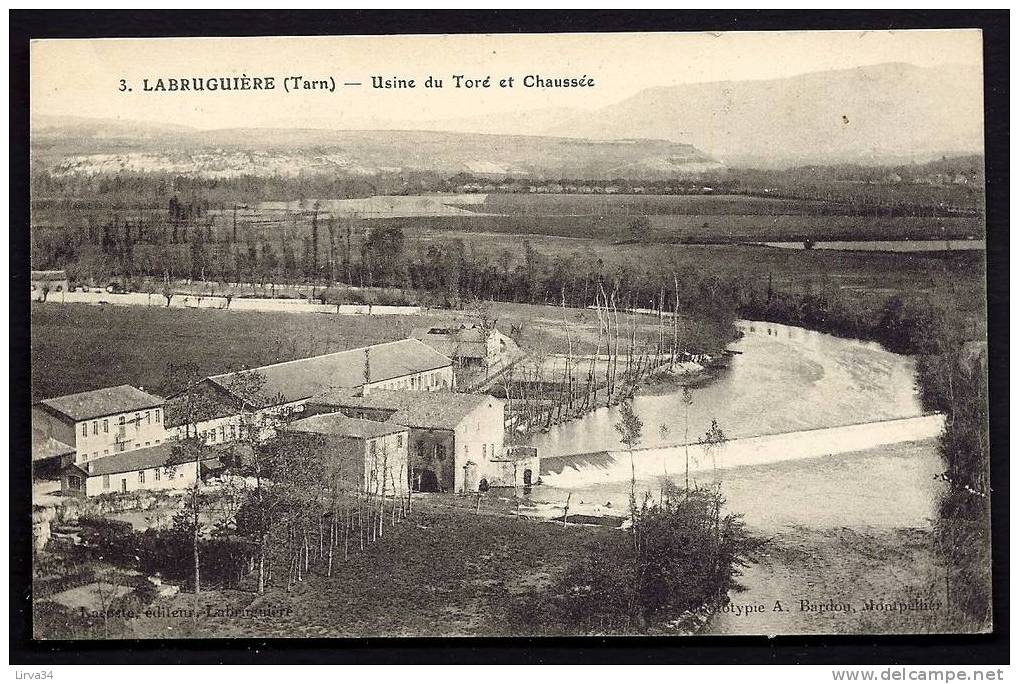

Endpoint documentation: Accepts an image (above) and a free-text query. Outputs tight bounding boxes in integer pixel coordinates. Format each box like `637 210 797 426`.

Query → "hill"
539 63 983 168
30 119 721 180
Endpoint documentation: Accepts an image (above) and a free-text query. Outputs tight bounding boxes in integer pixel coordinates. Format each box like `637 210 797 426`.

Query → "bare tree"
164 362 221 595
681 387 694 493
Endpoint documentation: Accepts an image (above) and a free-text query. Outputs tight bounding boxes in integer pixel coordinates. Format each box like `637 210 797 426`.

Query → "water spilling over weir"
540 414 944 489
528 320 943 515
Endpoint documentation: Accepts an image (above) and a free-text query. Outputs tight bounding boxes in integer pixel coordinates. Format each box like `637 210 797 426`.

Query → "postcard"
26 28 991 640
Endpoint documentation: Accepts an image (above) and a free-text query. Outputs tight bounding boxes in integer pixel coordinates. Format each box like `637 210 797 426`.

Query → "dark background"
9 9 1009 665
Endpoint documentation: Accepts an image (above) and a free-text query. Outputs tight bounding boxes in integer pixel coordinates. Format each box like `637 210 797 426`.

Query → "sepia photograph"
17 17 1002 653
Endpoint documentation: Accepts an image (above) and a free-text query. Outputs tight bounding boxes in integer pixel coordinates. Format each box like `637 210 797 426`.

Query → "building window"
145 441 150 446
68 476 81 491
103 449 109 455
435 444 446 461
81 423 87 437
155 439 160 445
146 411 151 424
155 469 161 481
482 444 487 459
92 452 98 460
230 425 236 439
103 474 110 489
92 421 98 435
397 434 403 448
138 470 145 484
220 426 226 441
103 419 108 433
155 409 161 423
135 413 141 427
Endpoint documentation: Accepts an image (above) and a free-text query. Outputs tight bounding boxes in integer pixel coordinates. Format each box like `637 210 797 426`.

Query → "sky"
31 30 983 130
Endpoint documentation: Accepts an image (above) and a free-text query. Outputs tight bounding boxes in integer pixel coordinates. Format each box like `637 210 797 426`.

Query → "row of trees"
31 169 441 208
39 213 743 339
499 281 715 437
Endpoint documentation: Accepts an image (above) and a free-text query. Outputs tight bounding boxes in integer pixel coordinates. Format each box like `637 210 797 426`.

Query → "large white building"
33 385 169 465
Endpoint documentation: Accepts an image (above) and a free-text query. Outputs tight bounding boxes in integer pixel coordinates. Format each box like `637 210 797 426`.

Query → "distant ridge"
31 119 721 180
539 62 984 167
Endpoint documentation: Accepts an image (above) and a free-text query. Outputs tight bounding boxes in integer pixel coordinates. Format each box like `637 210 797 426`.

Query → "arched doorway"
523 468 533 486
415 468 439 493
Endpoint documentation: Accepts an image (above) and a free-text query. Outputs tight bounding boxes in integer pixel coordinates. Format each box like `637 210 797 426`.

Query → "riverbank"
706 525 951 635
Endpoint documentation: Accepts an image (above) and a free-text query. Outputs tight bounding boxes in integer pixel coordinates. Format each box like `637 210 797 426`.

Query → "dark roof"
311 389 497 431
75 444 177 477
288 412 408 439
32 427 75 462
410 326 489 359
207 339 451 406
163 382 241 428
37 385 165 422
73 442 229 477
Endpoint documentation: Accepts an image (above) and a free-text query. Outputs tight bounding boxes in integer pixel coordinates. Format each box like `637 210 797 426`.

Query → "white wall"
362 431 410 497
453 398 506 492
364 366 454 394
35 290 420 316
168 399 307 445
32 406 76 448
35 406 170 464
84 460 198 496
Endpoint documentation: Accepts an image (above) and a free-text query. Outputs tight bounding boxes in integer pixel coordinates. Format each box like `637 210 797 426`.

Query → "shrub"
77 515 141 566
513 484 763 634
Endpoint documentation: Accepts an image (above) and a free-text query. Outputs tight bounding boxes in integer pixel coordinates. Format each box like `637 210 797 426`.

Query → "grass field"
459 193 832 216
373 211 983 244
31 190 985 275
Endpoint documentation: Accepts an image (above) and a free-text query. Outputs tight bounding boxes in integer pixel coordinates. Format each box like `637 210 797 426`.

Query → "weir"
539 414 945 489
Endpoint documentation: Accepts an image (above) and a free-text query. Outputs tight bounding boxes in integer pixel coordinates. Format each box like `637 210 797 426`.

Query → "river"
528 320 948 634
532 320 924 460
759 239 985 252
